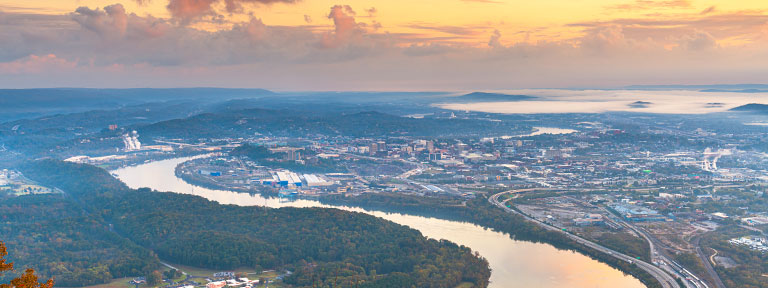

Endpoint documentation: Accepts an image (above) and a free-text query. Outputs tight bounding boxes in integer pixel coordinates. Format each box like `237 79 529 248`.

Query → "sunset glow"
1 0 767 89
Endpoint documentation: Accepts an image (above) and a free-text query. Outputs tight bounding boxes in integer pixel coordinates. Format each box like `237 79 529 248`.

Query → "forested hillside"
0 195 158 286
137 109 527 139
9 160 490 287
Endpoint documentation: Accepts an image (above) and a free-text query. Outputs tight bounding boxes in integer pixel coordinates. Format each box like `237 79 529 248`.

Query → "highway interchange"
334 147 722 288
489 189 717 288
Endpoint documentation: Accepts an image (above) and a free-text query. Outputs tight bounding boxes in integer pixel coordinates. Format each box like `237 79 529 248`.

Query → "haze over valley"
3 1 768 288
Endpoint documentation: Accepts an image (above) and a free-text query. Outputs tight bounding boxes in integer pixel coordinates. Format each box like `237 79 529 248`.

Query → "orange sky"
2 0 766 46
0 0 767 89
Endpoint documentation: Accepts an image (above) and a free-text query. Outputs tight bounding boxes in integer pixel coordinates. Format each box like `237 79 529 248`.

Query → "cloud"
72 4 171 41
366 7 377 17
403 43 460 57
238 17 268 41
568 11 768 48
73 4 128 38
0 54 78 74
1 3 768 90
609 0 692 11
700 6 716 15
223 0 299 13
579 25 628 52
679 30 718 50
167 0 298 22
488 29 502 48
4 3 388 67
320 5 365 48
407 23 487 36
166 0 217 22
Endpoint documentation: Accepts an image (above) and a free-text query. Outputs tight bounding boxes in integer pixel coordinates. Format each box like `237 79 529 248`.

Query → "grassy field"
82 262 288 288
81 277 134 288
1 184 55 196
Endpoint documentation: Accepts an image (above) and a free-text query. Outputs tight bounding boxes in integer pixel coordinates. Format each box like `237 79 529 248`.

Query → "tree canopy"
7 160 490 287
0 241 54 288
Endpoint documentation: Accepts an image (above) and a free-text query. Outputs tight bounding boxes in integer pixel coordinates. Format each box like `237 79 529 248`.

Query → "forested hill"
11 160 490 287
730 103 768 113
0 194 158 286
0 88 275 123
136 109 527 139
449 92 536 102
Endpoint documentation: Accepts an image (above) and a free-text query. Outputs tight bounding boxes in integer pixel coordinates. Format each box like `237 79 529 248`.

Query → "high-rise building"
377 141 387 151
286 149 301 161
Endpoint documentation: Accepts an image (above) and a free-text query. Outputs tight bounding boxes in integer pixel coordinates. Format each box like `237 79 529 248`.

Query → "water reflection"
113 157 644 288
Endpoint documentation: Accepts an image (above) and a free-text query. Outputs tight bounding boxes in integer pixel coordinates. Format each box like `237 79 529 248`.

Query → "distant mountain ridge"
0 88 276 123
451 92 536 102
730 103 768 112
137 108 527 139
0 88 276 106
700 89 768 93
628 101 652 108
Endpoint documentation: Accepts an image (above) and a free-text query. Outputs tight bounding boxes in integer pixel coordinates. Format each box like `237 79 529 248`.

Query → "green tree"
164 269 181 280
146 270 162 286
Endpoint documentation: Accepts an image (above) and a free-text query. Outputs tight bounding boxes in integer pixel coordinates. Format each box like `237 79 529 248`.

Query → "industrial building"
573 213 605 226
303 174 333 186
610 204 666 222
260 171 333 188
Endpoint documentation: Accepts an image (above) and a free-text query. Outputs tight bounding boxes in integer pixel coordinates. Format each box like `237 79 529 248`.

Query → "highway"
692 235 726 288
566 197 710 288
611 210 710 288
490 190 682 288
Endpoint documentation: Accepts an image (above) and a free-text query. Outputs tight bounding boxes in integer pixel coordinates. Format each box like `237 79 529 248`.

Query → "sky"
0 0 767 90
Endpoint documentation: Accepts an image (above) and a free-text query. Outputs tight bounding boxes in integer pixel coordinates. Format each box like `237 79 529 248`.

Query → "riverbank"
129 156 649 288
20 159 492 288
172 156 661 287
320 193 664 288
174 159 280 197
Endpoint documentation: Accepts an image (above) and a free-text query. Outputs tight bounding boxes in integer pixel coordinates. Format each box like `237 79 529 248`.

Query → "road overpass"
489 190 682 288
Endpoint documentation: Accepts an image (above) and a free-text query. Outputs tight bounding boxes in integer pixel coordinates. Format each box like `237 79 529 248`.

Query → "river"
112 156 644 288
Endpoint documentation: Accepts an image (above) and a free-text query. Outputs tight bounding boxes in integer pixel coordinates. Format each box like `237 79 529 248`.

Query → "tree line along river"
112 156 645 288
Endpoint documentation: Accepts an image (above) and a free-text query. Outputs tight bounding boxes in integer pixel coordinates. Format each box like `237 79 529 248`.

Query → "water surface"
438 89 768 114
113 157 644 288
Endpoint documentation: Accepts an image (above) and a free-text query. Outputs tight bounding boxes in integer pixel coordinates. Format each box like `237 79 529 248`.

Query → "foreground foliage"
0 195 157 286
0 241 54 288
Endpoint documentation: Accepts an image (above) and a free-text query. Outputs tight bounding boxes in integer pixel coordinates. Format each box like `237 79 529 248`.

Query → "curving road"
593 204 708 288
489 190 681 288
692 235 726 288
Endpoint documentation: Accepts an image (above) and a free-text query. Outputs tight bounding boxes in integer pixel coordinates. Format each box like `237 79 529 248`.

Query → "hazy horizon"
2 0 768 89
2 2 768 288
